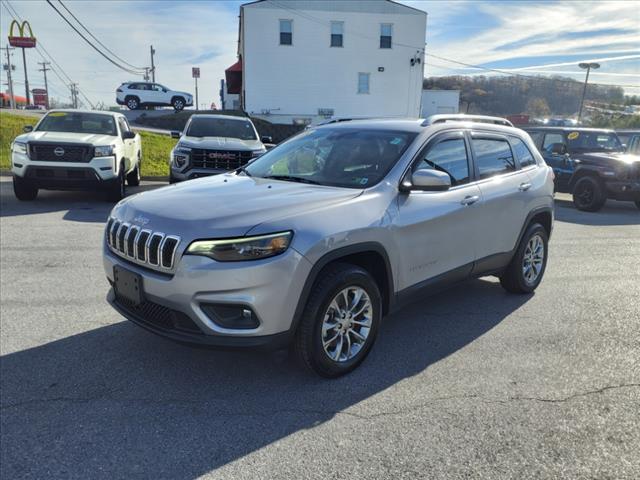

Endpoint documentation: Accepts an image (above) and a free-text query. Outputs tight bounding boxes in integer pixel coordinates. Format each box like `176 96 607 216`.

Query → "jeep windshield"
186 117 257 140
566 131 624 153
245 128 417 188
36 112 118 136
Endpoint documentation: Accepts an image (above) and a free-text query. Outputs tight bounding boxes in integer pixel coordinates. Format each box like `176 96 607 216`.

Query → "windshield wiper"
236 166 252 177
263 175 322 185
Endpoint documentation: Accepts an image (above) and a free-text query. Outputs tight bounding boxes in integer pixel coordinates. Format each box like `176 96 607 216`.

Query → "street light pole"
578 62 600 123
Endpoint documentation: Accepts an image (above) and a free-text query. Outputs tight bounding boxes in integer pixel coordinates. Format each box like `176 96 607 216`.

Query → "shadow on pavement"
0 179 164 222
554 198 639 226
1 278 530 479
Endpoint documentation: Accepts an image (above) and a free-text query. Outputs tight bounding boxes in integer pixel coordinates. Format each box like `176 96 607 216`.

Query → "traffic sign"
192 67 200 78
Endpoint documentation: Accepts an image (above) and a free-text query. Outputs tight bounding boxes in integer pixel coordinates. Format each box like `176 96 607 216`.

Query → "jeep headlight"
94 145 115 157
186 231 293 262
12 141 27 155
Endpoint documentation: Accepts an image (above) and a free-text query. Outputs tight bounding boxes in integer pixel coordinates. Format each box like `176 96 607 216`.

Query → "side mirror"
23 125 33 133
550 143 567 155
402 168 451 192
261 135 273 144
171 131 181 139
122 131 136 140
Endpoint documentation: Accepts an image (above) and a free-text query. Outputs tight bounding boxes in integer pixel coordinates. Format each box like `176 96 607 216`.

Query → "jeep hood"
573 151 640 167
111 173 362 239
177 136 263 151
22 131 116 145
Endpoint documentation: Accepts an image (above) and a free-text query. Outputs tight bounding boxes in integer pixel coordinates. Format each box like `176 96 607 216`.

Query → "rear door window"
472 138 516 179
510 137 536 168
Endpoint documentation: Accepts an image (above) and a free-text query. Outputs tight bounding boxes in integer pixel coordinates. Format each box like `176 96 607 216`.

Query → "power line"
4 0 95 108
45 0 145 75
57 0 145 72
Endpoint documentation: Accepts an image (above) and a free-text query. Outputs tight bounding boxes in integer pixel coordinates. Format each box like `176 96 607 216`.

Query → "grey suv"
103 115 554 377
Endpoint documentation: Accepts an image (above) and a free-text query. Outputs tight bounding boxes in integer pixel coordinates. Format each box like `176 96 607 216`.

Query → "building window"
330 21 343 47
358 73 370 94
280 19 292 45
380 23 392 48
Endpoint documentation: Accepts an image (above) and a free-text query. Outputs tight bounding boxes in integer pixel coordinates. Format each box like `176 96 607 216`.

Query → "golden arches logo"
8 20 37 48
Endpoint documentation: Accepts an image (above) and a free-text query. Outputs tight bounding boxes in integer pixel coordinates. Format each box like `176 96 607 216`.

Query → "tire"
127 157 141 186
13 176 38 201
294 263 382 378
572 176 606 212
169 172 178 184
106 164 126 202
125 96 139 110
500 223 549 294
172 97 185 112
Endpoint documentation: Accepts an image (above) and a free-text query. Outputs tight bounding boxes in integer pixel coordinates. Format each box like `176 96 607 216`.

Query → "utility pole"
21 47 30 104
37 61 51 109
143 67 150 81
70 83 78 108
578 62 600 123
150 45 156 82
4 46 16 109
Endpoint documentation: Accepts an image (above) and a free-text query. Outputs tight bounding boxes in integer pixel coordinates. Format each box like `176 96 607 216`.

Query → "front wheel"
127 158 141 186
294 264 382 378
106 166 126 202
572 176 606 212
500 223 548 294
172 97 185 111
13 176 38 201
126 97 139 110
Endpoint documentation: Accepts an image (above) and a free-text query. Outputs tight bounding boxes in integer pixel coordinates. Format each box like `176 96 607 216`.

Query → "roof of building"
242 0 426 16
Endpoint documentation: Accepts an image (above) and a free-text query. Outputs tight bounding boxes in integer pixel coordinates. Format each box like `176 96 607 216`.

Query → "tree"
525 98 551 117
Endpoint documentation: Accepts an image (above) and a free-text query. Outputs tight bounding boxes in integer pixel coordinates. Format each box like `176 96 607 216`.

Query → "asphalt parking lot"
1 177 639 479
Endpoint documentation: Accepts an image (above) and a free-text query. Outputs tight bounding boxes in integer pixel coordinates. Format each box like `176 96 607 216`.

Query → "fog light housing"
200 304 260 330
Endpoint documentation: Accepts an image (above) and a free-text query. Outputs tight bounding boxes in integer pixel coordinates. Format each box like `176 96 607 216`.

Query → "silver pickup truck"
169 114 271 183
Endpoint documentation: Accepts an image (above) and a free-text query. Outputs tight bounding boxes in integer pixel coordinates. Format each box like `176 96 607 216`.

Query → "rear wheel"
13 176 38 201
294 264 382 378
126 96 139 110
572 176 606 212
500 223 548 294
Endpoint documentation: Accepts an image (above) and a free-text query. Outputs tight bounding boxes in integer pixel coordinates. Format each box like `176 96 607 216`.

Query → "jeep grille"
105 217 180 271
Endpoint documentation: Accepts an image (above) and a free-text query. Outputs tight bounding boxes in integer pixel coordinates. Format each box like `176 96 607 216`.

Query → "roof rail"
422 114 514 128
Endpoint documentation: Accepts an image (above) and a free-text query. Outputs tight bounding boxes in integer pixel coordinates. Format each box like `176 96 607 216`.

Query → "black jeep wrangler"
525 127 640 211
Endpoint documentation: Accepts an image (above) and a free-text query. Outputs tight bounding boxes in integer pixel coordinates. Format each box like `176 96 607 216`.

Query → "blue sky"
1 0 638 107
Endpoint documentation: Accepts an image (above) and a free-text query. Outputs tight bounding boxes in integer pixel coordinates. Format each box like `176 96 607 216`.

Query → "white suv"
11 110 142 202
116 82 193 111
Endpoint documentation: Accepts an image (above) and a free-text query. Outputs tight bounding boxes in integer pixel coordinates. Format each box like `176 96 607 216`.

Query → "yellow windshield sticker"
568 132 579 140
48 112 67 117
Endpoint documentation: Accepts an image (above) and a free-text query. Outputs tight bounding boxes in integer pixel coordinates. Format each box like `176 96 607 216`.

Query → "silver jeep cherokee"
104 115 554 377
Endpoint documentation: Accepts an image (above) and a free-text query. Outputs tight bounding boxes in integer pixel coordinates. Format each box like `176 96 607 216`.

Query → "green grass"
0 111 176 177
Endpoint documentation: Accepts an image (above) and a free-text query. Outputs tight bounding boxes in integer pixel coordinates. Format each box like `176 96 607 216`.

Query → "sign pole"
195 76 199 111
21 47 30 104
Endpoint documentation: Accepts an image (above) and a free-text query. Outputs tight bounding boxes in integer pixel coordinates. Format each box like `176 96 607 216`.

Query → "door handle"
460 195 480 206
519 182 532 192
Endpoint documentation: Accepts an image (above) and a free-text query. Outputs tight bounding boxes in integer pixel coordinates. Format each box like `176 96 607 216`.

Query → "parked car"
11 109 142 201
525 126 640 211
169 114 271 183
103 115 554 377
626 133 640 155
616 129 640 152
116 82 193 111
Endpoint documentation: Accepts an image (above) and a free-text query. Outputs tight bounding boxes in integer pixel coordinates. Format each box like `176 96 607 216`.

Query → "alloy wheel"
321 286 373 362
522 234 544 285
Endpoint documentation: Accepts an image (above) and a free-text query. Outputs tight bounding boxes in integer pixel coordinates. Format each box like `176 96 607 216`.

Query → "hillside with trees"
423 75 627 117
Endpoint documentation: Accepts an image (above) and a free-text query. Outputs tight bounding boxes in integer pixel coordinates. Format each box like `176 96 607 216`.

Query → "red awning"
225 59 242 95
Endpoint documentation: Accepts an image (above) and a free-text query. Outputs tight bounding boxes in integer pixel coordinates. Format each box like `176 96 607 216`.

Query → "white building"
420 89 460 117
227 0 427 124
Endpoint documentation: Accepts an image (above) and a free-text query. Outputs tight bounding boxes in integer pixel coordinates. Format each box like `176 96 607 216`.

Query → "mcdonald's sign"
8 20 36 48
